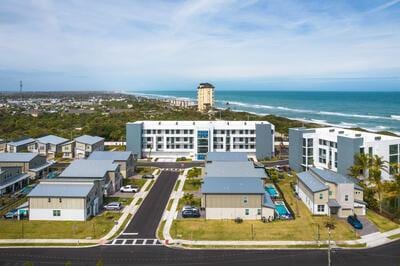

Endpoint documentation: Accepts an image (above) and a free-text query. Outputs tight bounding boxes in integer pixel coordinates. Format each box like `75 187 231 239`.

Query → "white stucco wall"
205 207 262 220
29 208 86 221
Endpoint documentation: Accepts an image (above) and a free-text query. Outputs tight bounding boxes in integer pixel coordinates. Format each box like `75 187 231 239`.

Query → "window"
166 130 169 134
59 198 62 203
345 195 349 201
48 198 51 203
157 130 161 134
257 209 261 215
245 209 249 215
53 210 61 217
243 196 248 204
319 193 323 200
317 205 324 212
329 191 332 196
389 144 399 154
368 147 373 155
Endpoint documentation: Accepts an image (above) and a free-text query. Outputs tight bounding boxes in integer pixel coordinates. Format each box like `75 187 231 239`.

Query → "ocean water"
128 90 400 134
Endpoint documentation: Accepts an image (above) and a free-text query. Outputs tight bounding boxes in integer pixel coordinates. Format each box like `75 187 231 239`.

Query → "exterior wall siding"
29 209 85 221
204 194 262 208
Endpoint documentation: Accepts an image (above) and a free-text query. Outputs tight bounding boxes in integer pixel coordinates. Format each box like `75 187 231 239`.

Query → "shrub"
234 217 243 224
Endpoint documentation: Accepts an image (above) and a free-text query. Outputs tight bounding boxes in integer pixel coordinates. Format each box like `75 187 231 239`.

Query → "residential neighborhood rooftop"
75 135 104 145
205 161 265 178
36 135 68 145
88 151 132 161
128 120 272 128
201 177 265 194
0 152 39 162
297 171 328 192
7 138 35 146
28 182 94 197
59 159 118 178
310 167 363 190
206 152 248 162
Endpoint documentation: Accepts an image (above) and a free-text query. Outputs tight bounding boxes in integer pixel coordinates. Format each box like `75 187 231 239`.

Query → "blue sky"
0 0 399 91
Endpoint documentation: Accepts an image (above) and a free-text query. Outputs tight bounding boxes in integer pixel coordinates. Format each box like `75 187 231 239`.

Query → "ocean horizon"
127 90 400 134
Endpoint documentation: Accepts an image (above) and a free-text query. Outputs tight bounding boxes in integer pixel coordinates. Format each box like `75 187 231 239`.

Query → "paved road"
120 170 179 239
0 240 399 265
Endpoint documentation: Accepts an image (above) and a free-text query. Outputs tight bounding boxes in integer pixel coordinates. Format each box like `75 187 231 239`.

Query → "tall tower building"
197 83 214 112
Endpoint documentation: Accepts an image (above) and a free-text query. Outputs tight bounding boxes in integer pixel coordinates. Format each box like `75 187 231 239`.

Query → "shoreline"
126 91 399 136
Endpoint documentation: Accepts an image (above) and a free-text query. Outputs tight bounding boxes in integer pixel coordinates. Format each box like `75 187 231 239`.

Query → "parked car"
142 174 154 179
182 205 198 212
3 209 17 219
104 202 122 211
182 209 201 218
120 185 139 193
347 215 363 229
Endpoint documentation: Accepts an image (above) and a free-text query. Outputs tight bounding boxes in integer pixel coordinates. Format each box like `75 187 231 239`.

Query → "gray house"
88 151 136 178
34 135 69 158
6 138 36 153
0 153 54 179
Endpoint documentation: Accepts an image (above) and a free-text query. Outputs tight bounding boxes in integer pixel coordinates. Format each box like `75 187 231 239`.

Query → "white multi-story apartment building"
289 127 400 180
126 121 275 160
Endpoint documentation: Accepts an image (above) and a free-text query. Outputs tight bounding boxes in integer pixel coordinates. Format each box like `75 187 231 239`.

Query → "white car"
120 185 139 193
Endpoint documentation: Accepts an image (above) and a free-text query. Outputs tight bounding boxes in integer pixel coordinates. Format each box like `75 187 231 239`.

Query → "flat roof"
7 138 35 147
28 182 94 198
128 120 272 128
201 177 265 194
303 127 399 142
205 161 265 178
0 152 39 163
74 135 104 145
297 171 328 193
88 151 132 161
59 160 118 178
36 135 68 145
206 152 248 162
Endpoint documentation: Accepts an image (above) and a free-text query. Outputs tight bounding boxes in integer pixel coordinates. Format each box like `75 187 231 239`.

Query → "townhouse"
0 153 54 179
61 135 104 159
28 180 100 221
0 166 30 195
6 138 36 153
126 120 275 160
31 135 69 159
296 167 366 218
88 151 136 178
289 127 400 180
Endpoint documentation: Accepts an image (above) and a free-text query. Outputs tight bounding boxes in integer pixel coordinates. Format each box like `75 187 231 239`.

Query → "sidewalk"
0 169 160 246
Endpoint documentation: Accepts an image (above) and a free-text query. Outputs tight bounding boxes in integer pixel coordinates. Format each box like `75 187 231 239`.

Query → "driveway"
356 216 379 236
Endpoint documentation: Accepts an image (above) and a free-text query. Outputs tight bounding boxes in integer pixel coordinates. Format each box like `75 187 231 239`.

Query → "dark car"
3 209 17 219
142 174 155 179
347 215 363 229
182 209 201 218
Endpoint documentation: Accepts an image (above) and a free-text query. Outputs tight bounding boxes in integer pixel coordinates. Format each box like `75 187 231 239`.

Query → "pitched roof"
59 160 118 179
88 151 132 161
310 168 363 190
206 152 248 162
28 182 94 197
205 161 265 178
0 152 39 162
297 171 328 193
201 177 265 194
74 135 104 145
36 135 68 145
263 192 275 208
7 138 35 147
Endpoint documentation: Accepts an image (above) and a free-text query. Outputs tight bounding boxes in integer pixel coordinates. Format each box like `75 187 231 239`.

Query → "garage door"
354 207 365 216
340 208 353 218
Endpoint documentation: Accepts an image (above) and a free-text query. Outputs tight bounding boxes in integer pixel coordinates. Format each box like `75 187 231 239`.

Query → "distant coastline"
126 90 400 136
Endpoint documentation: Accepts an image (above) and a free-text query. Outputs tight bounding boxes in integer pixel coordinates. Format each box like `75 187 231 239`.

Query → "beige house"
296 167 366 218
61 140 76 159
201 177 275 220
197 83 214 112
33 135 69 159
28 180 100 221
74 135 104 159
87 151 136 178
58 159 122 196
0 153 54 179
6 138 36 153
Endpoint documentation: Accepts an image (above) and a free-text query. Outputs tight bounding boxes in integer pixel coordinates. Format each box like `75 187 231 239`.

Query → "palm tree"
369 165 384 213
182 193 194 205
350 153 372 180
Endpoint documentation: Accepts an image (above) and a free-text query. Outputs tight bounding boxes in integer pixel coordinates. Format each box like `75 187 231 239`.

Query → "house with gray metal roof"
6 138 36 153
201 176 275 220
88 151 136 178
28 180 99 221
34 135 69 158
296 167 366 218
0 166 30 196
0 152 54 179
205 161 266 179
74 135 104 159
59 159 122 196
205 152 248 163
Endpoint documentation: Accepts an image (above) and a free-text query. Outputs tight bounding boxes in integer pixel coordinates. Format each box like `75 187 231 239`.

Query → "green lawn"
103 197 133 206
109 213 132 240
145 180 155 192
183 178 202 192
366 210 399 232
388 233 400 240
171 175 357 241
135 198 143 206
157 220 166 240
0 211 122 239
174 180 181 191
187 168 202 178
136 167 157 175
166 199 174 211
177 196 201 211
176 157 192 162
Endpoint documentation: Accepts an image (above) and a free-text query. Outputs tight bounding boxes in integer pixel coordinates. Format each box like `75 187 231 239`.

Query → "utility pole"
328 226 331 266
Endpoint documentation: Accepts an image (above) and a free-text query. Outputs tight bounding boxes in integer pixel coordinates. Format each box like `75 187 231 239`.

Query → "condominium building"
197 83 214 112
30 135 69 159
296 167 365 217
6 138 36 153
126 121 275 160
61 135 104 159
289 127 400 180
0 153 54 179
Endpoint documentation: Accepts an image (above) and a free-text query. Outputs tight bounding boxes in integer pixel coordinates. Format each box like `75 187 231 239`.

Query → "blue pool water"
265 184 279 197
275 202 290 216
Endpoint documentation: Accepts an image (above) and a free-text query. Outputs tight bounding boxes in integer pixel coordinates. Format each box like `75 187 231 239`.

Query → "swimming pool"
265 184 279 197
274 201 290 217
